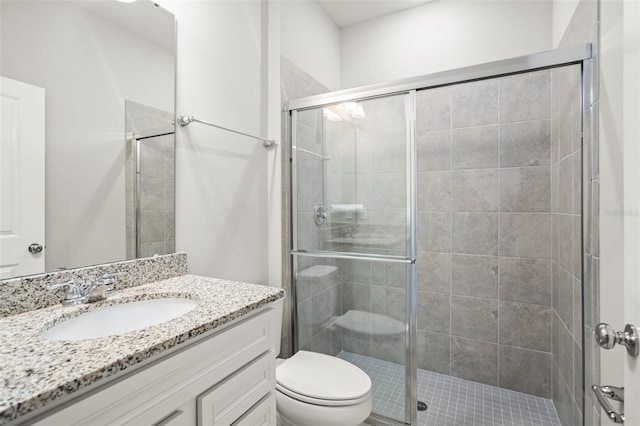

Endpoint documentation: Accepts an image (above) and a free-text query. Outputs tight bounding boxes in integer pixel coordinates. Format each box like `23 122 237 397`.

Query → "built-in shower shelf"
328 234 404 249
331 310 405 337
330 204 367 213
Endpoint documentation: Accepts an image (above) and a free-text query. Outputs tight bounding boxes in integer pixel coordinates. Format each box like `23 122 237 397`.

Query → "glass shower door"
291 92 416 425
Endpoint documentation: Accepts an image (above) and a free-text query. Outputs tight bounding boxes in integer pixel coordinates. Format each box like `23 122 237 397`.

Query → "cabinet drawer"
198 350 275 426
232 393 276 426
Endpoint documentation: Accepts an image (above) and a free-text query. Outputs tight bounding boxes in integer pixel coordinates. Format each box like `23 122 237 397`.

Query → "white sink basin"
42 298 199 341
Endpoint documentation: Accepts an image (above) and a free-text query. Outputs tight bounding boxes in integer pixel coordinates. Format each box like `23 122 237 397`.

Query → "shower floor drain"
417 401 428 411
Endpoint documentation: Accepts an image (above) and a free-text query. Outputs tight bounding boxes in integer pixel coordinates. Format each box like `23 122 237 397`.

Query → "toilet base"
276 411 293 426
276 389 371 426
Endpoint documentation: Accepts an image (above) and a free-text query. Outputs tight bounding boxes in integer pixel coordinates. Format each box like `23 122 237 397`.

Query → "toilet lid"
276 351 371 405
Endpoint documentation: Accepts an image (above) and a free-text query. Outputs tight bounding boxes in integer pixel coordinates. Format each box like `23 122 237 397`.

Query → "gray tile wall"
416 70 555 398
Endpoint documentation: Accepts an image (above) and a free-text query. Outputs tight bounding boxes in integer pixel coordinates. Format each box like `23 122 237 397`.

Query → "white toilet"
273 301 372 426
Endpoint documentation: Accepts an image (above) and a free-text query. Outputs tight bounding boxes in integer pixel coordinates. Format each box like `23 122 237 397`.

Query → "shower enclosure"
285 45 594 426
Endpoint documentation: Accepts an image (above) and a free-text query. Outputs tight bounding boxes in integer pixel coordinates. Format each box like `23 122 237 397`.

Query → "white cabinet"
197 352 275 425
234 393 277 426
31 306 279 426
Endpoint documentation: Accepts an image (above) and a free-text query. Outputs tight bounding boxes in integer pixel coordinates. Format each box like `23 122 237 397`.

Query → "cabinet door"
232 393 276 426
198 350 275 426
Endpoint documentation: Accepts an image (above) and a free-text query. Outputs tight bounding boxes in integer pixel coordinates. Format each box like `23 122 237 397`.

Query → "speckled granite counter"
0 274 284 425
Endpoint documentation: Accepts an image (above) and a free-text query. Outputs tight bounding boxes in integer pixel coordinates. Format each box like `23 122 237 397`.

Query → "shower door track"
285 44 592 111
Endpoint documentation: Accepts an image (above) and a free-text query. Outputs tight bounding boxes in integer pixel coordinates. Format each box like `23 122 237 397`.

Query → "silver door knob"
595 323 639 356
28 243 43 254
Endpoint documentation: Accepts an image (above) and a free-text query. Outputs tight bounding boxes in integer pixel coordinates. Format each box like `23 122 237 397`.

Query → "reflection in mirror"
125 101 175 259
0 0 176 279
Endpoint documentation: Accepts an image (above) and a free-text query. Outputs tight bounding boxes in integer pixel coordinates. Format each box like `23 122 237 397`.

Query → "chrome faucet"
99 272 125 293
46 272 125 306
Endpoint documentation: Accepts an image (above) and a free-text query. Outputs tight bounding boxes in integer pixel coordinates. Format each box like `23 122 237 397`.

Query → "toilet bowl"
275 351 372 426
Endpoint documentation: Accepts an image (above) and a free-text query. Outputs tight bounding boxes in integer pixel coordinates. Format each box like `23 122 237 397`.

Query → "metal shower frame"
284 43 594 426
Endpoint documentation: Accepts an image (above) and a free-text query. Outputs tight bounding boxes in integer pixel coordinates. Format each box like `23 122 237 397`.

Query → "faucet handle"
99 272 126 292
45 279 84 303
46 278 79 292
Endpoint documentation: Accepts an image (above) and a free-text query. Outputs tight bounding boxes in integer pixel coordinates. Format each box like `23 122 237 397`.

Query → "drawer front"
232 393 276 426
198 350 275 426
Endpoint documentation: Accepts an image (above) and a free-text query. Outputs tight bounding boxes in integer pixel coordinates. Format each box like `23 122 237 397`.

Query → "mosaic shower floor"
338 351 561 426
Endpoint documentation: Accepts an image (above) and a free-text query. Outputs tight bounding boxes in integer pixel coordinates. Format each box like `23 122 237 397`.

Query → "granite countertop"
0 274 284 425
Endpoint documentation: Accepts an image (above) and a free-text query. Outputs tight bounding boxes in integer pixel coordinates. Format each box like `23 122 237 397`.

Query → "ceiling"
318 0 434 28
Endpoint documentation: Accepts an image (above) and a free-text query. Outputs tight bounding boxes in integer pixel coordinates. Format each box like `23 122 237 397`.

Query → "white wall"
340 0 553 88
266 1 284 288
159 0 269 284
552 0 581 47
280 0 341 90
0 1 174 271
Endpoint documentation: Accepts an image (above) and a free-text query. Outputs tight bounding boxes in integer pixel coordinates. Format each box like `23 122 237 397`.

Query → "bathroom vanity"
0 272 284 426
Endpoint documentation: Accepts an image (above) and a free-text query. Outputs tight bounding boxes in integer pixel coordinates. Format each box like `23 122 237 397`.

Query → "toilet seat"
276 351 372 407
276 383 371 406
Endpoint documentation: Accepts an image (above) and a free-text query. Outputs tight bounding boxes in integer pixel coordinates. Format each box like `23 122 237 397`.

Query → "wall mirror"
0 0 176 279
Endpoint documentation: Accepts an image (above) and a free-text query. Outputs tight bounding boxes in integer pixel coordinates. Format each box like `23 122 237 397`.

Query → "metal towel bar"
177 115 275 148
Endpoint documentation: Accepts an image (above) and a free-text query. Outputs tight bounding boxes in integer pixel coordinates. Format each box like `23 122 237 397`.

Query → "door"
594 0 640 424
622 0 640 421
0 76 45 278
